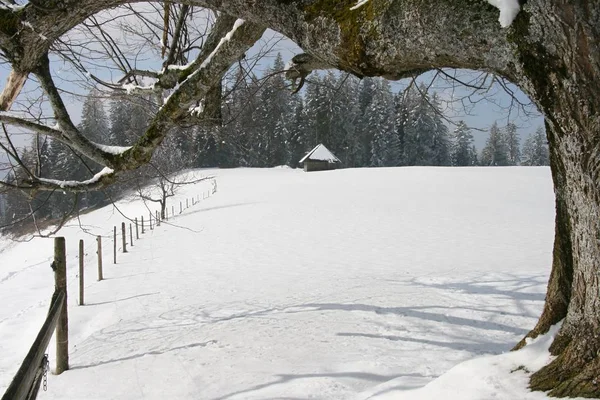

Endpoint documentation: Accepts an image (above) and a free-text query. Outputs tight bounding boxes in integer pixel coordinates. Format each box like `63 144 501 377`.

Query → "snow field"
0 167 560 399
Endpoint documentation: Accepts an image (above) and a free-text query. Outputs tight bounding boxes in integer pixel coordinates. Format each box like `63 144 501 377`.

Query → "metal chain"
42 354 49 391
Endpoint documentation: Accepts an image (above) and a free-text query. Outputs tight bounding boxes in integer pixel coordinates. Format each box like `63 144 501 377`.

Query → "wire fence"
1 187 216 399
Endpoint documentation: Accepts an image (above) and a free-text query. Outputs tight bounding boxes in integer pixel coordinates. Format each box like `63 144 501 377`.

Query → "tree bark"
1 0 600 396
506 2 600 396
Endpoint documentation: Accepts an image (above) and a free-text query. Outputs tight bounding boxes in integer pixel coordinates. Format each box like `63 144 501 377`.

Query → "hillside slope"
0 167 558 399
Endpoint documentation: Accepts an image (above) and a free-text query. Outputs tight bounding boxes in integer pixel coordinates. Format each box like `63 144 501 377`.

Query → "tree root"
529 341 600 397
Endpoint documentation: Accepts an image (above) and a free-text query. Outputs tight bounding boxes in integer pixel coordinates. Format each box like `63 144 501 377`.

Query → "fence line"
2 186 216 399
2 237 69 400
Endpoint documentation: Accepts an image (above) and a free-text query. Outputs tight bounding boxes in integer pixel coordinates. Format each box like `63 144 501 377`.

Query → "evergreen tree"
368 79 395 167
401 84 427 165
429 93 451 166
480 122 509 166
451 121 477 166
304 73 337 152
504 122 521 165
80 90 111 144
522 126 550 166
256 53 291 166
286 95 310 167
402 85 450 166
470 145 479 166
109 96 152 146
354 77 377 166
194 126 221 167
221 68 262 166
392 92 408 166
328 74 359 165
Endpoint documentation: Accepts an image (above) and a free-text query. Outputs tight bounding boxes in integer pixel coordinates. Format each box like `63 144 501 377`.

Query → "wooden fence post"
135 217 139 239
156 210 160 226
113 226 117 264
130 223 133 246
172 205 174 217
97 236 103 281
180 202 182 214
78 239 84 306
54 237 69 374
149 212 153 230
165 208 168 221
186 198 189 208
121 222 127 253
141 216 145 234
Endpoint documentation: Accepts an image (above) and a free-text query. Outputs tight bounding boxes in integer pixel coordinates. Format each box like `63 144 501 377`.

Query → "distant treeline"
0 54 549 233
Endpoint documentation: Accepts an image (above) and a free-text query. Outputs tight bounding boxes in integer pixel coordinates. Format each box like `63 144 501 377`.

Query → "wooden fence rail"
1 290 65 400
1 188 215 400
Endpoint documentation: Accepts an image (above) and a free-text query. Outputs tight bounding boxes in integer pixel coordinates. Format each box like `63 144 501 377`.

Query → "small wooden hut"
299 144 341 172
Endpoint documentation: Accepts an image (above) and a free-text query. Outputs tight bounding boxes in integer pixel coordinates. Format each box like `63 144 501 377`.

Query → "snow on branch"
106 17 265 178
91 143 132 155
121 82 156 95
171 19 246 90
119 19 246 100
350 0 369 11
486 0 520 27
36 167 114 190
0 8 263 193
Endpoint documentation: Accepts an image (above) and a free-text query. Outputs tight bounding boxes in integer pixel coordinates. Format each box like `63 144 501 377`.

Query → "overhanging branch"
110 17 265 173
2 15 264 192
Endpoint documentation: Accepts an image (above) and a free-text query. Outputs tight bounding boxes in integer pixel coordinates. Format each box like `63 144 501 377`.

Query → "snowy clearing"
0 167 568 399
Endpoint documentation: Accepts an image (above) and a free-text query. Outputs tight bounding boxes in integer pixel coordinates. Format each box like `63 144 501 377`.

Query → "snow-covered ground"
0 167 565 399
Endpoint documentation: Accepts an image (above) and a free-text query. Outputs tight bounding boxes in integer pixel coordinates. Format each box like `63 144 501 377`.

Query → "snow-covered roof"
299 144 341 164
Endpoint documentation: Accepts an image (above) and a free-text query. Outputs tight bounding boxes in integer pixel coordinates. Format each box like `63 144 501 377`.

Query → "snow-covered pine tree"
451 120 476 166
480 122 509 166
368 79 395 167
403 84 444 166
503 122 521 165
221 68 262 167
391 92 408 167
79 89 111 145
354 77 377 166
521 126 550 166
328 74 360 166
256 53 291 167
428 92 451 166
286 94 309 167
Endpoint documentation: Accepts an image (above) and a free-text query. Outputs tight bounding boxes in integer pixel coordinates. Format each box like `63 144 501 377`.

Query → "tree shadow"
212 371 425 400
181 202 258 217
71 339 217 370
336 332 509 354
286 303 529 335
103 271 157 280
409 275 546 302
85 292 160 306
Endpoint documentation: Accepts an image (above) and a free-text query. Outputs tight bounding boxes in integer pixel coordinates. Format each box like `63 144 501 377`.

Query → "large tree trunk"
508 2 600 396
1 0 599 396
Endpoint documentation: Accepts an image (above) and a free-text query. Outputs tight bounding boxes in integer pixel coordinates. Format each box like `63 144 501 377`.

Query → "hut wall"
304 160 337 172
